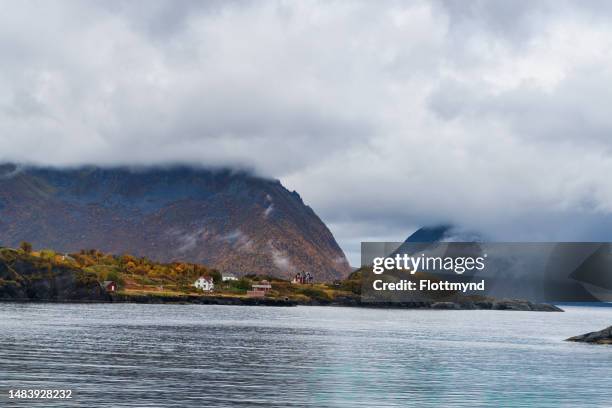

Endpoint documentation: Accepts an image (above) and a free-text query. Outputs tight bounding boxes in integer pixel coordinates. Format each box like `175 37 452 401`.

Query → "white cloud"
264 203 274 218
219 229 255 253
3 1 612 264
267 241 294 272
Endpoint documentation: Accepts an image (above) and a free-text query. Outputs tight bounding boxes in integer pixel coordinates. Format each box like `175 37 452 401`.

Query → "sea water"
1 303 611 407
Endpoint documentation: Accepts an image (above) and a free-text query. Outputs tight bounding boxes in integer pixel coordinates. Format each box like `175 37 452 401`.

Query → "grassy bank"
0 244 360 304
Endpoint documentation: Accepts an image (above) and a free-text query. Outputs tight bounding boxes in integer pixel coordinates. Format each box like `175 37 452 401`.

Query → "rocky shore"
101 293 562 311
302 297 562 311
566 326 612 344
0 278 563 312
110 293 298 306
0 249 110 302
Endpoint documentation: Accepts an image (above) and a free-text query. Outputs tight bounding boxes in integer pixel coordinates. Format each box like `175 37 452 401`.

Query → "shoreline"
0 294 564 311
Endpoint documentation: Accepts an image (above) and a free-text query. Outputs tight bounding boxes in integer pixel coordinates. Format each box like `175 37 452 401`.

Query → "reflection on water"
1 303 612 407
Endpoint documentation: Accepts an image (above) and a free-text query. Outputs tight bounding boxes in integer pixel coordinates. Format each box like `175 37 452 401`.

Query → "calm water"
1 303 611 407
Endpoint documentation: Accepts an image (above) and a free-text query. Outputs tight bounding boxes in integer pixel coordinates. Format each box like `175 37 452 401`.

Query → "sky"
3 1 612 264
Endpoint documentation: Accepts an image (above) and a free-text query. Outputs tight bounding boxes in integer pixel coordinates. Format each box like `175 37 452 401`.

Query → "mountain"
393 225 477 255
404 225 453 243
0 164 351 281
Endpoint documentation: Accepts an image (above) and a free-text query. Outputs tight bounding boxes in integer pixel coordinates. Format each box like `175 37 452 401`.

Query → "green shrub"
228 277 251 291
39 249 57 260
300 287 331 301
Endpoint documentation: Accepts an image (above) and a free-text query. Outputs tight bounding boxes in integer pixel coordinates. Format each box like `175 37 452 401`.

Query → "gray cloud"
2 1 612 264
266 240 295 273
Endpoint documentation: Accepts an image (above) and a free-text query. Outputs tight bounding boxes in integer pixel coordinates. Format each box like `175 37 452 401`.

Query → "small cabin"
222 274 238 282
102 281 117 292
193 276 214 292
251 280 272 292
61 253 76 262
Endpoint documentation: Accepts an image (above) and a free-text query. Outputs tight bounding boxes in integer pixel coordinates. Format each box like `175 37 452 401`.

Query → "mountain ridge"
0 164 351 281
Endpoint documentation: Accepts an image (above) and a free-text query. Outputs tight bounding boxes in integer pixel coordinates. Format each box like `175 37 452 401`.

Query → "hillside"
0 245 561 311
0 247 108 301
0 245 359 303
0 164 351 281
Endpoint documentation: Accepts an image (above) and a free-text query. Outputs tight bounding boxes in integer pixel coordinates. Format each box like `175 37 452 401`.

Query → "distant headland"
0 243 561 311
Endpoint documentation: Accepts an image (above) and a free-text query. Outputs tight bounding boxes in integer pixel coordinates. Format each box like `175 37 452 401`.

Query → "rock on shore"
566 326 612 344
0 248 109 301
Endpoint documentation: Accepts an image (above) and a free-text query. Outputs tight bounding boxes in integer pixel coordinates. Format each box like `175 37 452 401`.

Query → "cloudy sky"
3 1 612 264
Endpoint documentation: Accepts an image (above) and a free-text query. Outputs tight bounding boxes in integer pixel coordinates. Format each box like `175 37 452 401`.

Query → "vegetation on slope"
0 245 107 300
0 242 359 303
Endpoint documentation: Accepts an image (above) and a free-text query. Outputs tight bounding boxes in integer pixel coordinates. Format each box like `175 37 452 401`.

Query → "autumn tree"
19 241 33 253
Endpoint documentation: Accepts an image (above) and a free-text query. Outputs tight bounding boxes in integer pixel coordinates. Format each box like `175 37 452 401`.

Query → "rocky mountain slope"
0 164 351 281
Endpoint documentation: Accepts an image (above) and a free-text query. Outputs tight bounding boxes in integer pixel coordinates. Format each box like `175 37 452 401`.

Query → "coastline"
0 293 563 311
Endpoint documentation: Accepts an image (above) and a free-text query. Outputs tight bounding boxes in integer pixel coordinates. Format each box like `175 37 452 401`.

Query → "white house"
222 274 238 282
193 276 214 292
